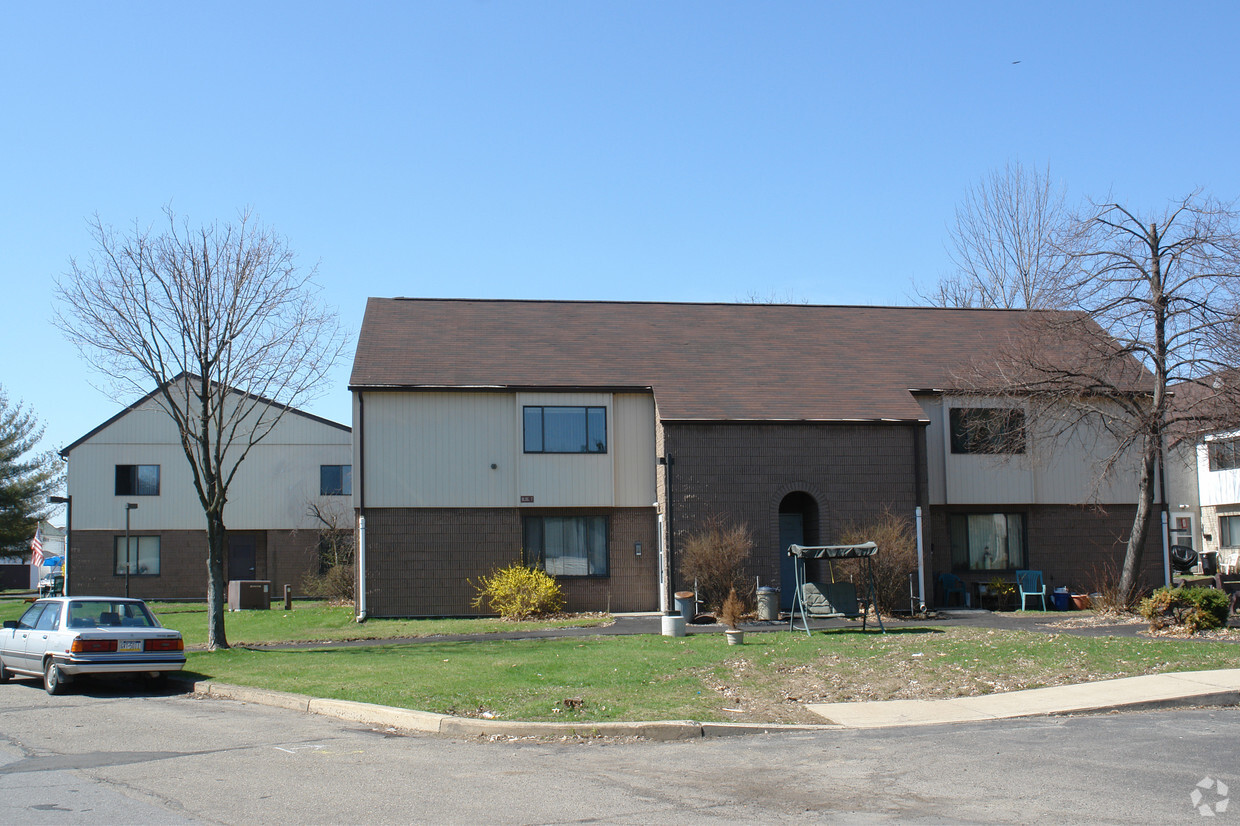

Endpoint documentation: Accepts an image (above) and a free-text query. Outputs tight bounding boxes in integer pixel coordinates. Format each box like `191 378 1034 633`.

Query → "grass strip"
185 626 1240 724
0 599 612 646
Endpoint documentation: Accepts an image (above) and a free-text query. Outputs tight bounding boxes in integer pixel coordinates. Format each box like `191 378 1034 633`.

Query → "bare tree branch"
958 192 1240 600
54 206 351 649
922 162 1073 309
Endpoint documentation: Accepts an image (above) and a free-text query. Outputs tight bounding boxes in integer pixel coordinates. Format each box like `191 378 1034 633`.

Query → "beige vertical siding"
920 394 1145 506
360 391 518 508
66 396 351 531
612 393 657 506
357 390 657 509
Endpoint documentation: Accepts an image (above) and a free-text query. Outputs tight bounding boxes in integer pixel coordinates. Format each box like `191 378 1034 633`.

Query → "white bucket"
661 613 686 637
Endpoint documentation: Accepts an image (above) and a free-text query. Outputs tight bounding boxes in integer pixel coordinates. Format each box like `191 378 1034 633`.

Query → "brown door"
228 536 257 581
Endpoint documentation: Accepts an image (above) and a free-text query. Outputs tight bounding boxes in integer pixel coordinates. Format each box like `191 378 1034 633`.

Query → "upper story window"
1208 439 1240 471
116 464 160 496
1219 515 1240 548
949 407 1026 455
320 465 352 496
523 406 607 454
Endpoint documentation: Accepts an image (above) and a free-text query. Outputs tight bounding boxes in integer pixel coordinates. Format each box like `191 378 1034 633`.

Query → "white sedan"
0 597 185 694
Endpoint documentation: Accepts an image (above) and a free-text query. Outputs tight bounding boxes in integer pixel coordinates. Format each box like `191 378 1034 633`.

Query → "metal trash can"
756 586 779 620
675 591 696 620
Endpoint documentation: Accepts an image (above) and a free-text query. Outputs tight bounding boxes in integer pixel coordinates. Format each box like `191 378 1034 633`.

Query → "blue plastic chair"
937 573 967 608
1015 570 1046 611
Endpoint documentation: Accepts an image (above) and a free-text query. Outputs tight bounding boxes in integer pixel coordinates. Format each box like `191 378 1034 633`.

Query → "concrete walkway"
806 668 1240 728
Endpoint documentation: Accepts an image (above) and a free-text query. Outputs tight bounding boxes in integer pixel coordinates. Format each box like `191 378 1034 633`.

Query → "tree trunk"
205 511 229 650
1118 436 1158 603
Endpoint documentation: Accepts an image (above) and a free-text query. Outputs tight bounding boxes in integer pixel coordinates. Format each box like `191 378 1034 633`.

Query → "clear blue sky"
3 1 1239 455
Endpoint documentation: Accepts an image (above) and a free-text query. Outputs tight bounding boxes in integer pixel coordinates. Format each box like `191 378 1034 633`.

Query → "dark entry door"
779 513 803 611
228 536 257 581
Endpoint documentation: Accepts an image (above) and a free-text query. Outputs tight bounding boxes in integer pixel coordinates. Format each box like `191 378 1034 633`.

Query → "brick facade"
928 504 1166 603
661 422 925 595
361 507 659 617
67 529 320 600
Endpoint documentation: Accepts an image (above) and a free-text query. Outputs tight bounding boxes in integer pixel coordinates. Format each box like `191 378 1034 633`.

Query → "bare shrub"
834 507 918 616
299 500 356 604
719 587 744 629
302 563 356 604
679 516 754 613
1086 558 1138 615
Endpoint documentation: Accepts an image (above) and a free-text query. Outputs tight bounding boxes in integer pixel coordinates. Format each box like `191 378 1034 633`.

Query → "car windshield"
66 601 158 629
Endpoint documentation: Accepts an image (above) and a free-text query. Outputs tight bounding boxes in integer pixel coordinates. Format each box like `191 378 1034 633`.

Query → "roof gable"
62 373 350 457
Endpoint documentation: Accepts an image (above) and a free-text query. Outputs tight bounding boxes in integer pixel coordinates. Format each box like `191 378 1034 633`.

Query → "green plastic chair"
1015 570 1046 611
937 573 967 607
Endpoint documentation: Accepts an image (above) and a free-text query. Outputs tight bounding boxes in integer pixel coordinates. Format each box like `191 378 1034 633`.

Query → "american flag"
30 525 43 567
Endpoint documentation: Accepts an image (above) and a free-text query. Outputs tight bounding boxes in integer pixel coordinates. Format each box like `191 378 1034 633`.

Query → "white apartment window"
116 465 160 496
523 515 609 576
523 406 607 453
114 536 161 576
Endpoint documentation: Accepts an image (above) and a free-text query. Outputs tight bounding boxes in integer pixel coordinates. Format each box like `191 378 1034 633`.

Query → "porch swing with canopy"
786 542 885 634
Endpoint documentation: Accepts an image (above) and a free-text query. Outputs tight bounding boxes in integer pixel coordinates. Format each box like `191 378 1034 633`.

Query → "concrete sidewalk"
806 668 1240 728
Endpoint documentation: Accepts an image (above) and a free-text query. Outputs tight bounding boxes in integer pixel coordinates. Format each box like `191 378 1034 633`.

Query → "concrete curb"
180 679 831 739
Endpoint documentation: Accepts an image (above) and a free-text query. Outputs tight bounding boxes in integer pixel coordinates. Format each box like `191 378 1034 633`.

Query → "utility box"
228 580 271 610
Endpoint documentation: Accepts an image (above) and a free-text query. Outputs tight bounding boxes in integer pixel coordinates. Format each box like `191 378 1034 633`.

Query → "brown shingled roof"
349 298 1143 422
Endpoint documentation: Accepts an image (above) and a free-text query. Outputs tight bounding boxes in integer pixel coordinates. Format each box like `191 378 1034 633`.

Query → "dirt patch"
1044 613 1144 629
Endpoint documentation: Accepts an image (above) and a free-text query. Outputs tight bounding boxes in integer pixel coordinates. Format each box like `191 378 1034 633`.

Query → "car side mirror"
3 620 17 629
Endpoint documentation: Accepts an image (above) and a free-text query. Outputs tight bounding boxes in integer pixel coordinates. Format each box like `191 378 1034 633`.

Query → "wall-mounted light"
635 541 642 556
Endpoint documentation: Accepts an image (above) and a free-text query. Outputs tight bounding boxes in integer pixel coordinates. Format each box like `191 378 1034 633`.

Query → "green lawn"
0 598 611 646
184 626 1240 724
8 595 1240 725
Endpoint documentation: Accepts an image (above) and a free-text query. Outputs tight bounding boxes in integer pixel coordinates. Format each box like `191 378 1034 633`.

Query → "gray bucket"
675 590 696 620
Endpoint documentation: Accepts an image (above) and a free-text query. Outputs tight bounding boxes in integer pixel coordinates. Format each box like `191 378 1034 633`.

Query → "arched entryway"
778 492 819 611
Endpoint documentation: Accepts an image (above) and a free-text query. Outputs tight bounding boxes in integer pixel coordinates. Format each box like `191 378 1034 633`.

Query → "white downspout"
356 514 367 622
657 510 668 613
915 506 926 611
1161 510 1171 587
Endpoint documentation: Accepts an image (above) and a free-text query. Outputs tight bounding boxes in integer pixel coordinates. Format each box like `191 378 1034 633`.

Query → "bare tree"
926 161 1072 309
968 193 1240 600
300 498 356 604
55 207 349 649
739 289 810 305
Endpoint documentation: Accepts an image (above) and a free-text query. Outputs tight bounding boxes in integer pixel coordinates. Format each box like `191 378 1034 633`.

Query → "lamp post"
49 496 70 596
124 503 138 598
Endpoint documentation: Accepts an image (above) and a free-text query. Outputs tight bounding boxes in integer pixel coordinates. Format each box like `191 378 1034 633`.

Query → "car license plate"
118 640 142 652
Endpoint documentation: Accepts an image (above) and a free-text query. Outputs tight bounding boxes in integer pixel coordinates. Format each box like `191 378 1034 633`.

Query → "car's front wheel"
0 657 10 683
43 659 68 695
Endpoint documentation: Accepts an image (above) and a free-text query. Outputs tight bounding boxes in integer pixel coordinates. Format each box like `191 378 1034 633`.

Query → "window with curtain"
523 515 609 576
113 536 161 576
949 513 1025 571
